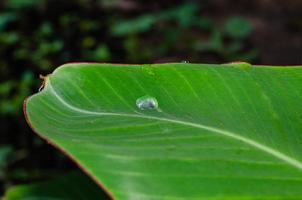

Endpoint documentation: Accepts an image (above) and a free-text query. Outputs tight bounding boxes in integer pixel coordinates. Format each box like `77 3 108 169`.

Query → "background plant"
0 0 301 197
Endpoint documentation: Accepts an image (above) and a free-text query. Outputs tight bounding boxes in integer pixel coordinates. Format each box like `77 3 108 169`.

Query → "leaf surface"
25 63 302 199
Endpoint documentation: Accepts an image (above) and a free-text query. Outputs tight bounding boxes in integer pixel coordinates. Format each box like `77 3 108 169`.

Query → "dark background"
0 0 301 197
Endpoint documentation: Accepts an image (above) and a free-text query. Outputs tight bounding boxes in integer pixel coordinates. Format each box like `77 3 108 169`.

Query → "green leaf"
195 29 223 52
0 145 13 178
25 63 302 199
159 3 199 28
6 0 45 10
224 17 252 39
0 13 17 31
110 15 156 36
4 171 108 200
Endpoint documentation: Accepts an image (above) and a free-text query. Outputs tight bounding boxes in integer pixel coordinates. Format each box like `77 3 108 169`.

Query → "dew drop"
136 95 158 110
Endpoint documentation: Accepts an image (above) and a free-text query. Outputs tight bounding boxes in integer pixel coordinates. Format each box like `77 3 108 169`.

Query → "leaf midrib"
42 80 302 172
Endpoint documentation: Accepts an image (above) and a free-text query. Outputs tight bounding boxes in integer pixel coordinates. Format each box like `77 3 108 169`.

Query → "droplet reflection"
136 95 158 110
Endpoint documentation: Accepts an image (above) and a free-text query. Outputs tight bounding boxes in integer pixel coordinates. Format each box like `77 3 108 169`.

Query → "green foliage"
23 63 302 199
1 2 259 197
93 45 111 61
5 0 44 9
224 17 253 39
0 71 34 115
0 145 27 193
0 13 17 31
0 1 256 117
4 171 108 199
110 2 256 63
111 15 156 36
0 145 13 178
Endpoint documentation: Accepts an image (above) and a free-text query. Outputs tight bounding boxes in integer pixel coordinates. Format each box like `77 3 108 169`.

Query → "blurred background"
0 0 301 197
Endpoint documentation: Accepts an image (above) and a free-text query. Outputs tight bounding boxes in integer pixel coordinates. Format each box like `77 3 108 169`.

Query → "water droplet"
136 95 158 110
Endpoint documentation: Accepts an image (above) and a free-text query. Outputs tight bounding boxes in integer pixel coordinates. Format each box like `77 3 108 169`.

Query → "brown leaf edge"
23 66 116 199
